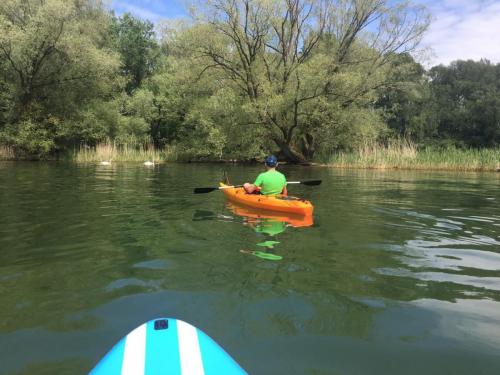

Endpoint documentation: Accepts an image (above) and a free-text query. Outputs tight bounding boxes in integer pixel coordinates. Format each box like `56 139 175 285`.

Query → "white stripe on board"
177 320 205 375
121 324 147 375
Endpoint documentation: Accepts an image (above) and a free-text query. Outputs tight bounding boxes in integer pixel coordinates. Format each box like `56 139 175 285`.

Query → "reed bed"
75 143 178 163
327 141 500 172
0 145 15 160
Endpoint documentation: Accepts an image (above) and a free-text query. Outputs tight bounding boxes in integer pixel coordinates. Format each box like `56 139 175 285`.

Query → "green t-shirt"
254 170 287 195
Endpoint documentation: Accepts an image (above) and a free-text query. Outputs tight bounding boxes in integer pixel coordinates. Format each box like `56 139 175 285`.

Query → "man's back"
254 170 286 195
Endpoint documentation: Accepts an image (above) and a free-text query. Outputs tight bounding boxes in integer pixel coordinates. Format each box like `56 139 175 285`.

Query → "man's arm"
244 174 263 193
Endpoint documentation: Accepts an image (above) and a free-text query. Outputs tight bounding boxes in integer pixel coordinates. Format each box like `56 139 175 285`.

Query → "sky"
110 0 500 67
419 0 500 66
110 0 186 21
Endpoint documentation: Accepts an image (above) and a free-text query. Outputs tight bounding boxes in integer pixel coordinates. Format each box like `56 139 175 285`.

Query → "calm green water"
1 162 500 375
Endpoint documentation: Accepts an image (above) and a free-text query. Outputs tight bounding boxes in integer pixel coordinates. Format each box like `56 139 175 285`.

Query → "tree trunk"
20 89 33 111
301 133 315 160
273 138 307 163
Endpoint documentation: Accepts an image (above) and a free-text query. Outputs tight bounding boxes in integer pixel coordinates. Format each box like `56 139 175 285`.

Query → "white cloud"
111 0 187 21
123 4 163 20
420 0 500 66
111 1 164 21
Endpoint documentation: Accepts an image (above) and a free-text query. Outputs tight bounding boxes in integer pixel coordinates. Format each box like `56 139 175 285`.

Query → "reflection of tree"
1 164 499 347
14 359 90 375
0 164 211 333
315 168 500 304
198 166 500 343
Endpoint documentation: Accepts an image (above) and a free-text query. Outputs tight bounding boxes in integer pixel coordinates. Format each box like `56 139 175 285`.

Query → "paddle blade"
193 187 218 194
301 180 322 186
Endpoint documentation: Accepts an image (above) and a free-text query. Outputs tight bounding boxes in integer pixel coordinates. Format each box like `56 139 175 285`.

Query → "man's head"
265 155 278 168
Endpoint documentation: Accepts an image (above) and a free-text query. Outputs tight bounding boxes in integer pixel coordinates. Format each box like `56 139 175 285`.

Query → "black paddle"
193 180 322 194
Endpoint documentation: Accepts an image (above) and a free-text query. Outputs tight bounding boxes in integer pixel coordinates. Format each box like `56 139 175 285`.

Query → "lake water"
1 162 499 374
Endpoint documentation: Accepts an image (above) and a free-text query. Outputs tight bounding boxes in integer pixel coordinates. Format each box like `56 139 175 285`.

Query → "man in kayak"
244 155 287 195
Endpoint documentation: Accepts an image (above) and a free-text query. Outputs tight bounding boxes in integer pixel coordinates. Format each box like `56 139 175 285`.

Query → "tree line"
0 0 499 161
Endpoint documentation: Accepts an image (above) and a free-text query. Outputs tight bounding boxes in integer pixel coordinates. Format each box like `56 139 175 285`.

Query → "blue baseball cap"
265 155 278 167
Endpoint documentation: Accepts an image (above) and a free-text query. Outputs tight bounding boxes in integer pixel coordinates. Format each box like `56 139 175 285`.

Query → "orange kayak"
220 183 314 216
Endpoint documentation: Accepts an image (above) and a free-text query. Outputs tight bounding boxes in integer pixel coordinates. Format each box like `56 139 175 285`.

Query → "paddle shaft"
219 184 244 189
194 179 321 194
222 180 320 188
193 185 243 194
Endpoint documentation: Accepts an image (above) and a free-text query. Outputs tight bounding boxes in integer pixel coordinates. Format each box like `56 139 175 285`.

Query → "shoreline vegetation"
0 145 15 161
3 142 499 172
73 143 178 164
67 140 500 172
326 142 500 172
1 1 499 168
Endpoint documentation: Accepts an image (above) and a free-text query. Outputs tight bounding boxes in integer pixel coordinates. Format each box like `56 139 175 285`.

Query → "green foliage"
125 68 185 147
176 0 429 161
0 0 119 110
0 0 120 156
115 116 150 146
376 58 500 150
376 54 438 143
180 104 227 159
314 104 386 154
59 99 151 147
60 101 119 146
1 0 500 164
429 60 500 147
178 88 267 160
110 13 160 93
0 79 15 127
0 117 60 159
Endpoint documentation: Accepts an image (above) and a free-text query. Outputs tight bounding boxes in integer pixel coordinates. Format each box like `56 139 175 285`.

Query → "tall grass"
75 142 178 163
0 145 15 160
327 140 500 171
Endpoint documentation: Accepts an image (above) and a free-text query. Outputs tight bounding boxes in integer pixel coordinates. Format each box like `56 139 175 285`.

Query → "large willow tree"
181 0 429 161
0 0 118 112
0 0 119 156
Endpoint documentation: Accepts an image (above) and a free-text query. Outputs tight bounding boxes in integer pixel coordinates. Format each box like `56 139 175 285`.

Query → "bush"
0 117 61 159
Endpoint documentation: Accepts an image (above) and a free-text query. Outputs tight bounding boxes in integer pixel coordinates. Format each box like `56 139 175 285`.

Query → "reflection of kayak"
220 183 313 216
90 318 246 374
227 202 313 228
